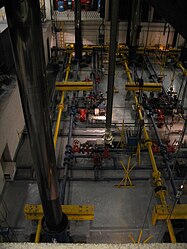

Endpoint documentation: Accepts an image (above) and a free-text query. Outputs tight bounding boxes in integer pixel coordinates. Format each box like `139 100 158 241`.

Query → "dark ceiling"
146 0 187 40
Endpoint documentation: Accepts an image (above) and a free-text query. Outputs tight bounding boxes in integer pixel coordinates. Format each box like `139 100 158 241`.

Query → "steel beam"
125 82 162 92
152 204 187 225
4 0 67 233
24 204 94 221
56 81 93 91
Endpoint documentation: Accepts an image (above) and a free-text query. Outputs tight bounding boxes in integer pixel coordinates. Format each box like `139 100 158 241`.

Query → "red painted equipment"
152 143 160 153
73 140 80 153
166 144 176 153
156 109 165 128
79 108 87 122
103 147 111 159
93 152 102 168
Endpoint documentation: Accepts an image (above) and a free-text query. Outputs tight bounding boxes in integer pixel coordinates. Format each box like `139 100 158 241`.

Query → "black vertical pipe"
126 0 132 46
172 30 178 48
129 0 142 62
74 0 83 60
106 0 119 129
61 114 74 204
4 0 67 232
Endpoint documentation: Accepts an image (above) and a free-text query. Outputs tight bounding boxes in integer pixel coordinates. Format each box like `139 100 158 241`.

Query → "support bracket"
24 204 94 221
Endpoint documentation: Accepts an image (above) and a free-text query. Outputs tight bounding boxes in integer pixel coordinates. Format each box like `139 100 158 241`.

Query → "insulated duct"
5 0 68 234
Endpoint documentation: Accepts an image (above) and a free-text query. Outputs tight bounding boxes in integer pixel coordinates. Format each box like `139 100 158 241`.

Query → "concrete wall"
0 83 24 193
56 21 185 48
42 21 52 65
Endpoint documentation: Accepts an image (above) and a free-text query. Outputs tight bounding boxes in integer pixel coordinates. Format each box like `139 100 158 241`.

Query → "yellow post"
143 235 153 244
129 234 136 244
53 53 73 149
35 219 42 243
137 229 143 244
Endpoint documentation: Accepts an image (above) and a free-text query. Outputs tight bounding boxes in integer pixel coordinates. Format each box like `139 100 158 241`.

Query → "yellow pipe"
138 229 143 243
53 53 73 149
35 219 42 243
124 60 177 243
143 235 153 244
177 61 187 76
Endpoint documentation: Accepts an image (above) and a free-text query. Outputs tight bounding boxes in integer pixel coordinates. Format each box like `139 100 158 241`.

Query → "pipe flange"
65 150 72 156
155 185 167 197
104 131 114 146
41 212 68 235
152 171 161 180
66 144 72 150
63 162 70 167
144 139 152 146
58 103 64 110
64 157 70 162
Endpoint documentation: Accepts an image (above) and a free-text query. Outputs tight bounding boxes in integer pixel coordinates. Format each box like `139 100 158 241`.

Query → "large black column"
129 0 142 62
74 0 83 60
106 0 119 130
5 0 67 233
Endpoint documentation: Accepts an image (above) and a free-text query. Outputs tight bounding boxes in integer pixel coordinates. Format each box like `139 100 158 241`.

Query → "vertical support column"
105 0 119 145
129 0 142 62
74 0 83 61
5 0 68 235
45 0 53 20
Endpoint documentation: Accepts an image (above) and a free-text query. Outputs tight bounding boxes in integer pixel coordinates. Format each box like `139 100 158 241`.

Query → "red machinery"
79 108 87 122
152 143 160 153
156 109 165 128
73 140 80 153
103 147 111 159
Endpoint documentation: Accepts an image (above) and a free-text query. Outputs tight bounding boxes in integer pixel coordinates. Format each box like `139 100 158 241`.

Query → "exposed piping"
4 0 68 234
124 60 177 243
60 113 74 204
53 53 73 149
149 115 178 196
105 0 119 144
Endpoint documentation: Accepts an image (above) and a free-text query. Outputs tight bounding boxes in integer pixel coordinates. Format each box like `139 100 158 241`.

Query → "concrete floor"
0 55 187 243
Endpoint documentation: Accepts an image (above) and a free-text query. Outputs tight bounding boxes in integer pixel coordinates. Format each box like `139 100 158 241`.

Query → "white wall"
0 84 24 193
56 21 185 47
42 21 52 65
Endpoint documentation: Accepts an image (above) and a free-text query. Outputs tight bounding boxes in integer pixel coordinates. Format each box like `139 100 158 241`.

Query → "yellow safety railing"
53 53 73 149
124 60 176 243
